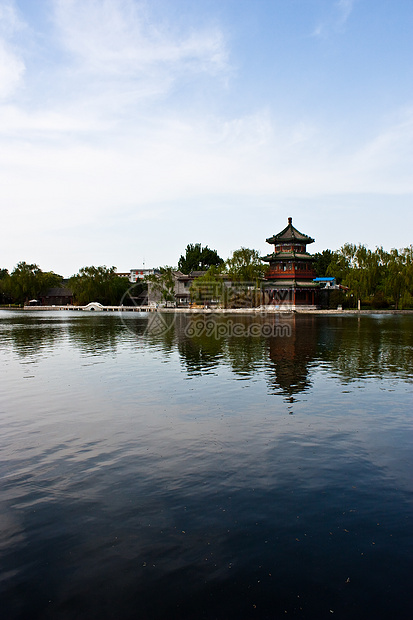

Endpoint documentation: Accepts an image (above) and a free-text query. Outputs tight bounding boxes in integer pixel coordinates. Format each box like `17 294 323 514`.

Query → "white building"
129 268 159 283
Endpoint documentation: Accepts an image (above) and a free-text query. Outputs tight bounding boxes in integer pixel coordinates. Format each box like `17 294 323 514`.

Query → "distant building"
147 270 207 306
313 277 348 309
40 287 73 306
313 277 337 288
129 268 159 283
173 271 206 306
262 217 319 309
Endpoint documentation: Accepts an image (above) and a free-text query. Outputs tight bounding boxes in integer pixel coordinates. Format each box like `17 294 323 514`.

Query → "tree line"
0 262 62 305
313 244 413 309
1 242 412 308
0 263 130 306
146 246 265 306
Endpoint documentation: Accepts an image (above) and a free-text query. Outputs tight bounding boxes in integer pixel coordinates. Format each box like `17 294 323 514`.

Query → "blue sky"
1 0 412 276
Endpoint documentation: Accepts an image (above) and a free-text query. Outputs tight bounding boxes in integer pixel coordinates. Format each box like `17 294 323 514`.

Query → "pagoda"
262 217 319 308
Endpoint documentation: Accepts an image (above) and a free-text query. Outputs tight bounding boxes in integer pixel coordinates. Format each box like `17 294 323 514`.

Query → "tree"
4 262 62 304
226 248 266 282
223 248 266 308
0 269 11 304
146 267 176 305
189 265 225 305
313 250 334 277
325 244 413 309
178 244 223 274
68 266 130 305
382 246 413 309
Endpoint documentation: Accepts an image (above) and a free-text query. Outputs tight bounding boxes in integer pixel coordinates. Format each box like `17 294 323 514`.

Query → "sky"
1 0 412 277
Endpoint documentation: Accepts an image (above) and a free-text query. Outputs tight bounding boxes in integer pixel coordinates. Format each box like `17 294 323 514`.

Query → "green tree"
326 244 413 309
68 266 130 305
382 246 413 309
0 269 11 304
226 247 266 282
224 248 266 308
326 250 350 285
178 244 223 274
313 250 334 277
146 266 176 305
5 262 62 304
189 265 225 305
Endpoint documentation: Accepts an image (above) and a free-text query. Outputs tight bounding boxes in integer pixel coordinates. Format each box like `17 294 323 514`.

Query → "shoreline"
1 306 413 316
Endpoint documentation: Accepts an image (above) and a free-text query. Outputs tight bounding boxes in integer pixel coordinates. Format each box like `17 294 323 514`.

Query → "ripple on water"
0 312 412 619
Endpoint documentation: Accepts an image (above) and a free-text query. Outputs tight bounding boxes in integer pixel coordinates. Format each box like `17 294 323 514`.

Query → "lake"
0 311 412 619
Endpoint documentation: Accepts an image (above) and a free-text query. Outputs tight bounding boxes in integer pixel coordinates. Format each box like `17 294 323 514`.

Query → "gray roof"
174 270 207 280
42 287 73 296
266 217 315 246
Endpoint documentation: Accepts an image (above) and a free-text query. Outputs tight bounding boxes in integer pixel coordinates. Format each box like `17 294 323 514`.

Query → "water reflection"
1 310 412 620
266 315 320 399
66 315 123 356
1 311 413 388
0 314 66 360
321 315 413 383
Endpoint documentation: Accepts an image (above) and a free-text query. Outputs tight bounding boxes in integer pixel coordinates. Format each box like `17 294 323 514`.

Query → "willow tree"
327 244 413 308
226 248 266 282
189 265 225 305
4 262 62 304
382 246 413 309
68 266 130 305
145 267 176 305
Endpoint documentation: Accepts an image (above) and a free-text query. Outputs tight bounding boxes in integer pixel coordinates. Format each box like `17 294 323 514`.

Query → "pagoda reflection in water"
265 314 320 401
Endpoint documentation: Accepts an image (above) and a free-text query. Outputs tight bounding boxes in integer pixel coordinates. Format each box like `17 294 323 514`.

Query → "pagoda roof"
266 217 315 246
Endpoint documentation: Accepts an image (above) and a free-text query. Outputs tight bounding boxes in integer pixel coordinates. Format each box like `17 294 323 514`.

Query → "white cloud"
0 1 25 99
312 0 355 38
0 0 24 36
1 106 411 240
0 41 24 98
349 108 413 193
52 0 227 88
336 0 355 27
0 0 411 274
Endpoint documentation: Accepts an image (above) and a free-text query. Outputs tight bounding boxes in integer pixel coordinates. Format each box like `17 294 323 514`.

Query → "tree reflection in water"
3 311 412 393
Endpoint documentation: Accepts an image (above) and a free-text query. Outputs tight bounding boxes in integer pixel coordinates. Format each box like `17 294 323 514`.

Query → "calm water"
0 311 412 620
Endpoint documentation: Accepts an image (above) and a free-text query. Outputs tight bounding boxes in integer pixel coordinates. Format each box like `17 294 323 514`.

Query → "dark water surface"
0 311 412 619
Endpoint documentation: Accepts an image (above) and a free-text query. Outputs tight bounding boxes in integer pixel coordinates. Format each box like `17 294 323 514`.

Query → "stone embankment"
2 306 411 315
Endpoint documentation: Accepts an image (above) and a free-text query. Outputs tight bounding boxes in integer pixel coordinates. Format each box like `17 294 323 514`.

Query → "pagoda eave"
264 281 319 289
266 235 315 245
262 252 313 262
